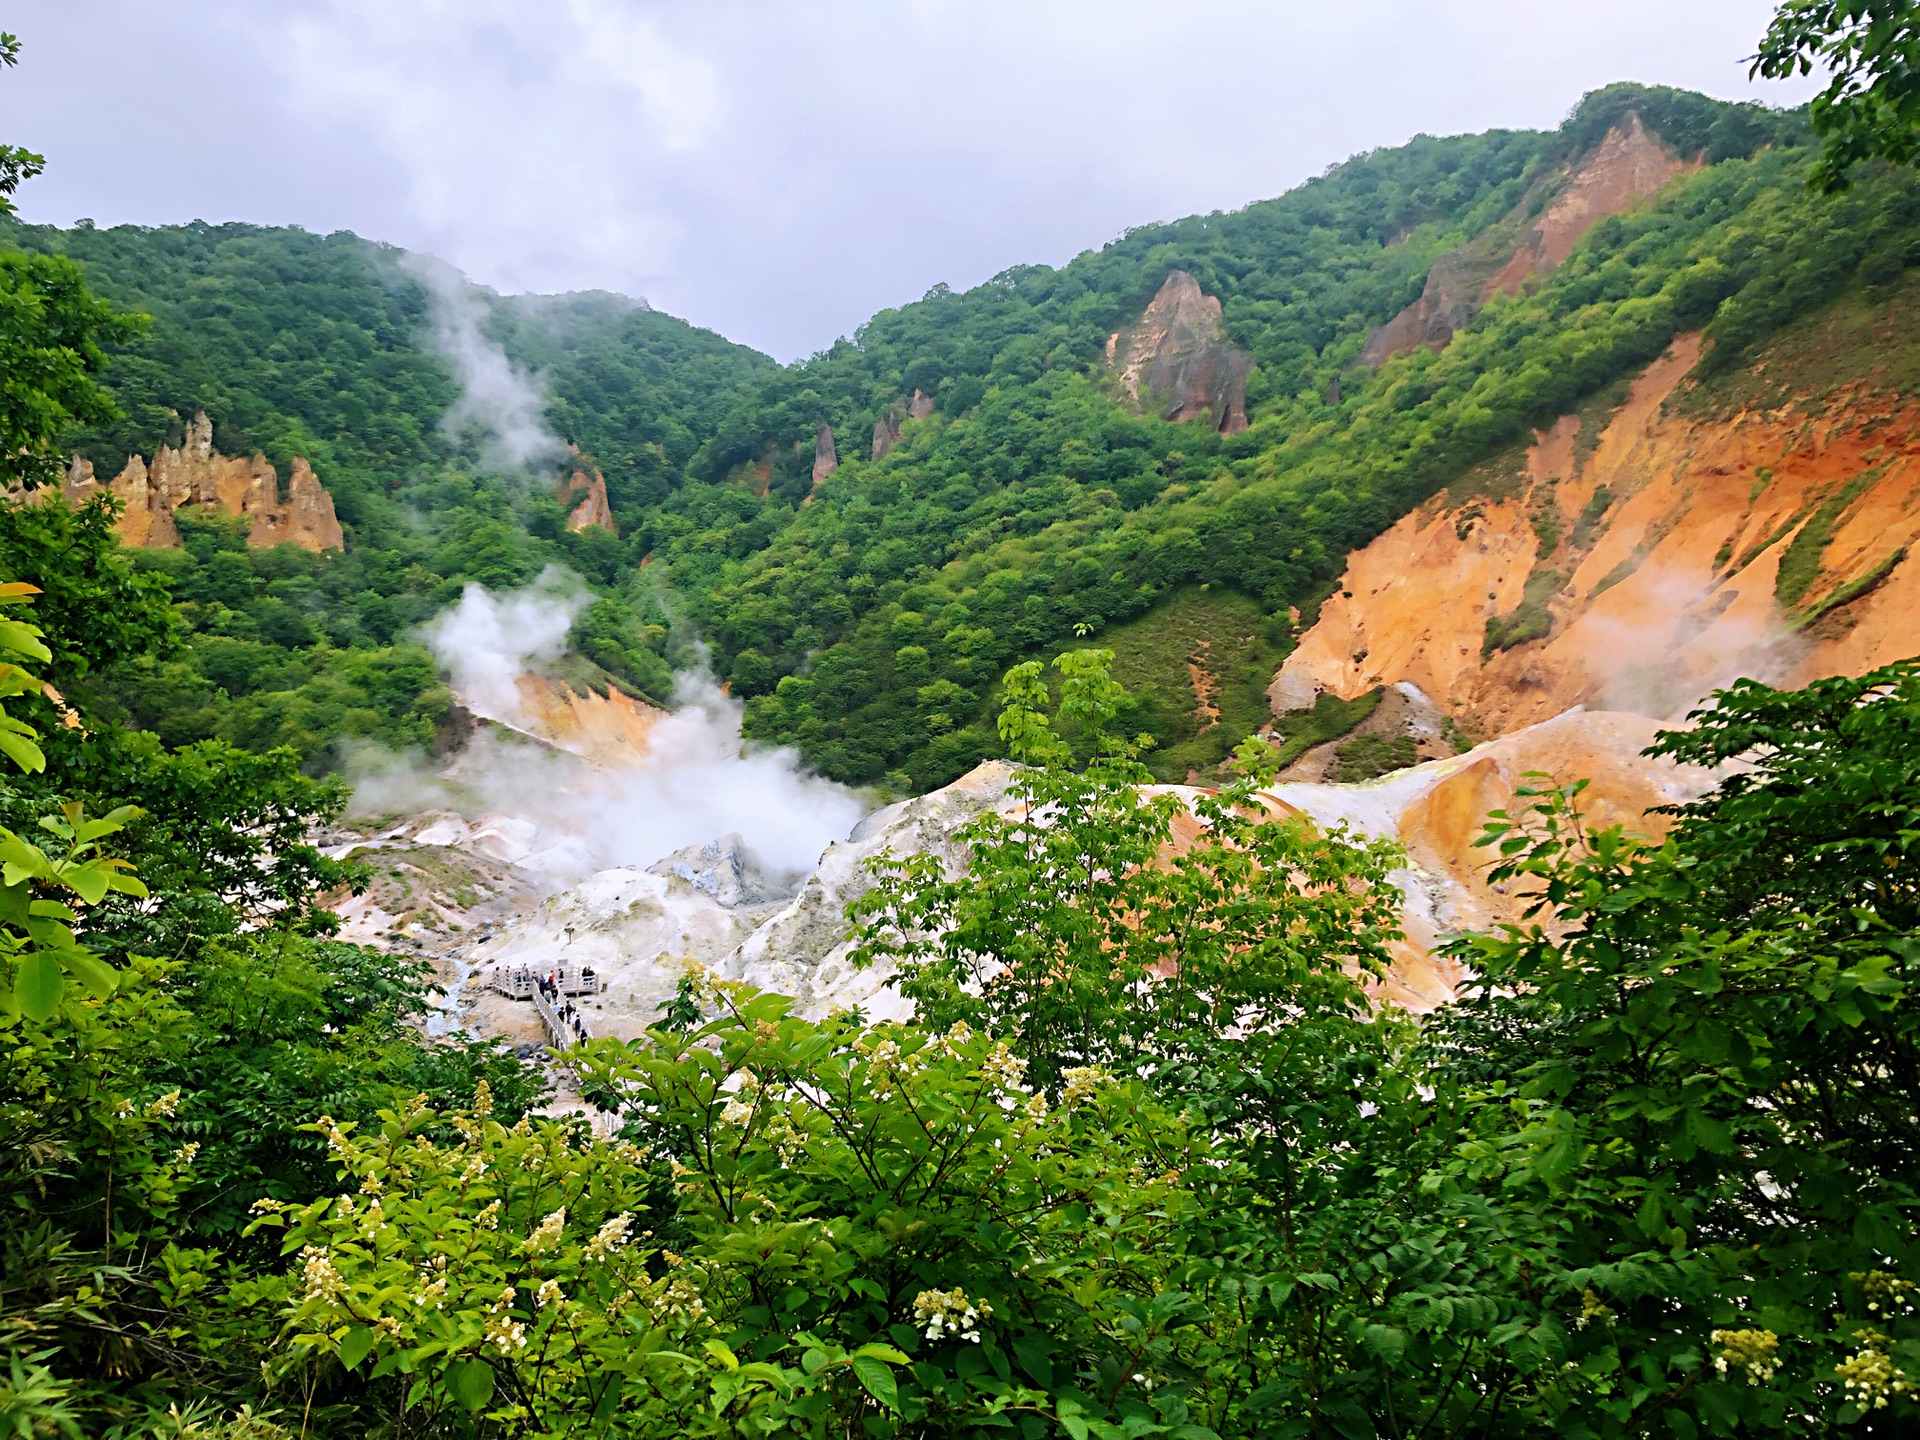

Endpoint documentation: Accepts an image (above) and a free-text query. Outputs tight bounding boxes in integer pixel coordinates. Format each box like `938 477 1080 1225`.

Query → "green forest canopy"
13 83 1913 794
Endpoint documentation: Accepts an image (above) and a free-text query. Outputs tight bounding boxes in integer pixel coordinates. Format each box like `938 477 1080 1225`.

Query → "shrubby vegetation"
9 578 1918 1435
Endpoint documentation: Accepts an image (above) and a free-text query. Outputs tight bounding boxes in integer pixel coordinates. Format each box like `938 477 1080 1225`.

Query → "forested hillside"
0 218 771 759
14 83 1915 797
648 84 1914 788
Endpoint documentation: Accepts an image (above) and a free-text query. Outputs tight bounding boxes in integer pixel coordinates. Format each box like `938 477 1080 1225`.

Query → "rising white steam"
418 567 588 726
406 254 567 472
586 671 866 878
374 574 868 887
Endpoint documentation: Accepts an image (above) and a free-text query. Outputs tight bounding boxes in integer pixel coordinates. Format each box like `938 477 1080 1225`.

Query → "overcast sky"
3 1 1818 361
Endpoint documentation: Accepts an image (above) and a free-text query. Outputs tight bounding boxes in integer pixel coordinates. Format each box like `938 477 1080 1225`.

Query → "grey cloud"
1 0 1821 360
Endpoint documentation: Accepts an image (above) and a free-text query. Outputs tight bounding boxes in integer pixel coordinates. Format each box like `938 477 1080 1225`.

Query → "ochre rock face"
62 411 343 552
1487 112 1696 292
812 424 838 485
556 466 617 534
1110 270 1252 433
871 402 905 461
509 674 662 768
1273 332 1920 737
1361 113 1696 366
1356 249 1496 365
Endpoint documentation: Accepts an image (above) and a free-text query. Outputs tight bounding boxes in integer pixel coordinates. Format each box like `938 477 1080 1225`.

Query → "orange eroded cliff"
1275 331 1920 735
510 673 663 767
62 411 344 552
1361 112 1697 366
556 465 617 534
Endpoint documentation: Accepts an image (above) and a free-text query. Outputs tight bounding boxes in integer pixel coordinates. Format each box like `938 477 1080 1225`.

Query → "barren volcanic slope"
1273 274 1920 739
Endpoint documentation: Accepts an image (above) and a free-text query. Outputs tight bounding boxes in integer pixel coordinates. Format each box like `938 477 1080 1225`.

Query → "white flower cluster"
315 1114 350 1155
719 1076 759 1128
868 1039 905 1098
1711 1328 1779 1385
913 1287 992 1344
980 1043 1027 1090
524 1208 566 1253
586 1212 633 1258
299 1246 345 1305
763 1111 807 1165
1837 1329 1915 1410
146 1090 182 1119
415 1253 450 1310
536 1279 564 1310
1060 1066 1107 1109
485 1287 527 1353
475 1200 501 1230
1854 1270 1919 1315
171 1143 201 1167
655 1275 706 1325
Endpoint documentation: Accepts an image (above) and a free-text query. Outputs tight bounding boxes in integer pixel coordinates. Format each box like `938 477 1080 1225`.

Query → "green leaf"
58 862 109 906
339 1326 377 1371
851 1355 898 1411
445 1358 495 1413
1362 1323 1407 1366
0 728 44 774
61 948 116 998
1013 1337 1054 1388
15 951 63 1021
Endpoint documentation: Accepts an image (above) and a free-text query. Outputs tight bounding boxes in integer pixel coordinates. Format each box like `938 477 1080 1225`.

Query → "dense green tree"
1758 1 1920 189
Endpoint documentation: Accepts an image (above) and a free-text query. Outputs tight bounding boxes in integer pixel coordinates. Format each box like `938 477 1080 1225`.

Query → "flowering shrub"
242 1085 804 1436
575 976 1215 1437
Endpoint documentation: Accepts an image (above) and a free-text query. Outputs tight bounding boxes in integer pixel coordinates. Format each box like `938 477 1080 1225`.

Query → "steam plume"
417 567 588 727
367 574 867 887
406 254 567 472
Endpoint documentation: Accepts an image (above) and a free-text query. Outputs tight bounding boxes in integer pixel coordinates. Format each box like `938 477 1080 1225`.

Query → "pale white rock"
716 760 1021 1021
468 867 775 1038
468 815 539 864
412 815 474 848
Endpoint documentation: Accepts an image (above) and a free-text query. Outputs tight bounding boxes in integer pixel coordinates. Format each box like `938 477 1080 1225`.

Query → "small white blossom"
586 1212 633 1258
1711 1328 1779 1384
913 1287 992 1344
524 1208 566 1252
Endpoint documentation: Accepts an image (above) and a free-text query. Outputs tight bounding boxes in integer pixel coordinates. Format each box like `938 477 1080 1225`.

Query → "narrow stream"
426 953 475 1037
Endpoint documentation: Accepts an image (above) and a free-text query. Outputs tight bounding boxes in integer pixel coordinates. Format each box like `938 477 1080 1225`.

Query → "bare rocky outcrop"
1275 333 1920 738
812 424 839 487
1357 247 1510 365
873 389 938 460
871 401 905 460
556 465 617 534
427 715 1720 1033
1361 113 1695 366
61 411 344 552
1109 271 1252 433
